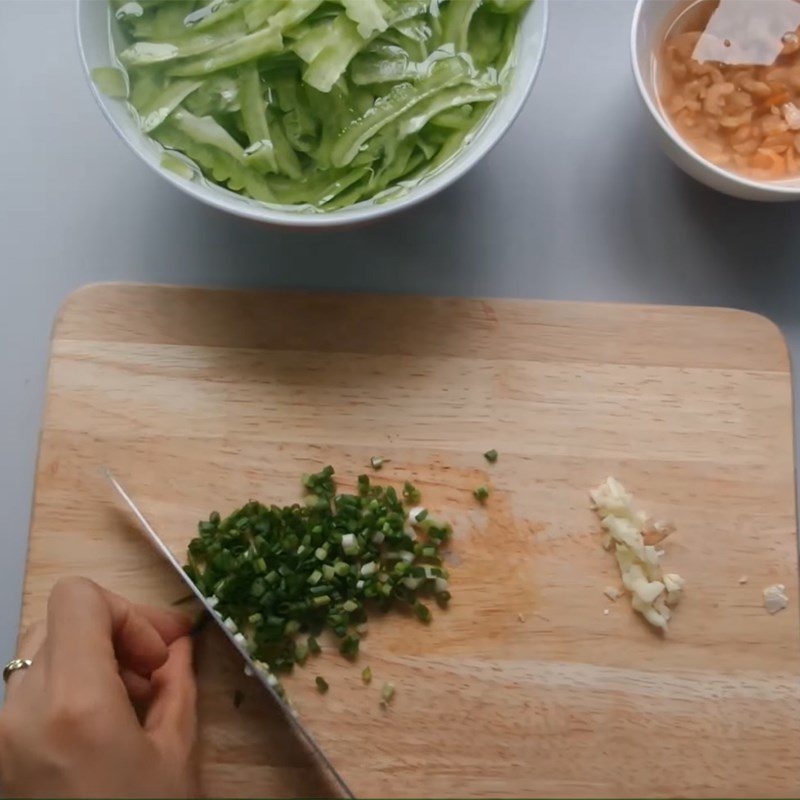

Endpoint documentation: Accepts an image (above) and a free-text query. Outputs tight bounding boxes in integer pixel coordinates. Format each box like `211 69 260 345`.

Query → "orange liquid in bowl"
657 0 800 181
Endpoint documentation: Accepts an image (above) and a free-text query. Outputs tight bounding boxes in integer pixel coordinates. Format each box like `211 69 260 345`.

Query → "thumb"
144 636 197 764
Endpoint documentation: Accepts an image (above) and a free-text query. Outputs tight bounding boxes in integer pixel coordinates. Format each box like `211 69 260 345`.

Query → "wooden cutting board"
20 284 800 798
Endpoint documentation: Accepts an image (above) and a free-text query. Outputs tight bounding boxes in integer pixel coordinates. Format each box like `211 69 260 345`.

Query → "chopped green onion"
339 634 359 659
414 600 432 623
380 682 395 705
341 533 359 556
436 590 452 608
315 676 329 694
483 449 499 463
183 466 455 683
403 481 422 504
294 641 309 665
362 665 372 684
473 485 490 503
360 561 377 576
370 456 385 470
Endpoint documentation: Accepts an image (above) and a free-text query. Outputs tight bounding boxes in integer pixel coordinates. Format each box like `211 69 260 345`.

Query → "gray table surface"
1 0 798 699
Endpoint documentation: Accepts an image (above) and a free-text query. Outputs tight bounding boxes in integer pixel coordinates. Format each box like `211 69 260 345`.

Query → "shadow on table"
598 106 800 315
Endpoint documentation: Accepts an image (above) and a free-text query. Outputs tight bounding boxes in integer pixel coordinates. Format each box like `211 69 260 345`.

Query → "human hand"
0 577 198 799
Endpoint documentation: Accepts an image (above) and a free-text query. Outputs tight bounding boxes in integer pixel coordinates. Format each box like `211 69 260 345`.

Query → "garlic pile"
590 477 685 631
763 584 788 614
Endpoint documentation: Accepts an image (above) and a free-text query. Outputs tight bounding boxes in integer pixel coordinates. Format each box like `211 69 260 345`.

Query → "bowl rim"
76 0 550 227
630 0 800 197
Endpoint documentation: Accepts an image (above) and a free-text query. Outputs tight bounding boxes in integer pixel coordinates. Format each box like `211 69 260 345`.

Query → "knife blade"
105 469 354 799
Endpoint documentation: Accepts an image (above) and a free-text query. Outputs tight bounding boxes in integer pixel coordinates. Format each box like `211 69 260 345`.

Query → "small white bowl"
76 0 548 227
631 0 800 201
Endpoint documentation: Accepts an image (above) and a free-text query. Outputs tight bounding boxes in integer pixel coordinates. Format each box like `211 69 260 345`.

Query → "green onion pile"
103 0 531 210
184 467 452 677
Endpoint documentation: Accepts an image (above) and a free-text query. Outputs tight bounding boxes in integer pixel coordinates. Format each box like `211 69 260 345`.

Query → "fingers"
103 593 173 677
4 621 47 699
17 619 47 658
108 590 194 645
135 602 193 642
101 588 193 677
120 669 153 704
145 637 197 763
45 577 194 694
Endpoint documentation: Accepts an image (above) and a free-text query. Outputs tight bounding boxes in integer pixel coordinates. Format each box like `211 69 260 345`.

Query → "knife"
105 469 354 799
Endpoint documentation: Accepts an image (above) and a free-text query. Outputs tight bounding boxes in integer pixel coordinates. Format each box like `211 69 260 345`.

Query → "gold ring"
3 659 32 683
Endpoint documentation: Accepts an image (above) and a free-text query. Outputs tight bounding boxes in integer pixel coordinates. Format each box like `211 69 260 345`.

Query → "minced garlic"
590 477 685 631
763 584 788 614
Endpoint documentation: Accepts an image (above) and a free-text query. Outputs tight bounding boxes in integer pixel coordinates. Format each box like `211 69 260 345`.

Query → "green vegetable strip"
238 65 277 171
302 19 366 93
393 17 433 47
242 0 285 31
264 165 370 206
119 17 246 67
365 140 419 195
91 67 128 99
170 108 246 162
384 0 430 24
155 123 277 202
466 7 508 68
128 1 195 41
266 109 304 180
441 0 483 52
397 85 499 138
160 152 194 179
423 117 483 175
429 106 473 129
293 14 366 93
169 25 282 76
264 0 324 35
138 79 202 132
490 0 532 12
314 167 372 206
187 0 247 31
330 57 469 167
350 46 415 85
341 0 390 38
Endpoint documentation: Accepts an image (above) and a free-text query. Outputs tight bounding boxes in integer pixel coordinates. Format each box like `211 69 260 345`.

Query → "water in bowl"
656 0 800 182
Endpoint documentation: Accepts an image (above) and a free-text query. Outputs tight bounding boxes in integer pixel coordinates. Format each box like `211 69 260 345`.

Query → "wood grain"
20 283 800 798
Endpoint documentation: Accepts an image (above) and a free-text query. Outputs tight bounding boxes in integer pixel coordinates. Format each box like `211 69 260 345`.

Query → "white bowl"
77 0 548 227
631 0 800 201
